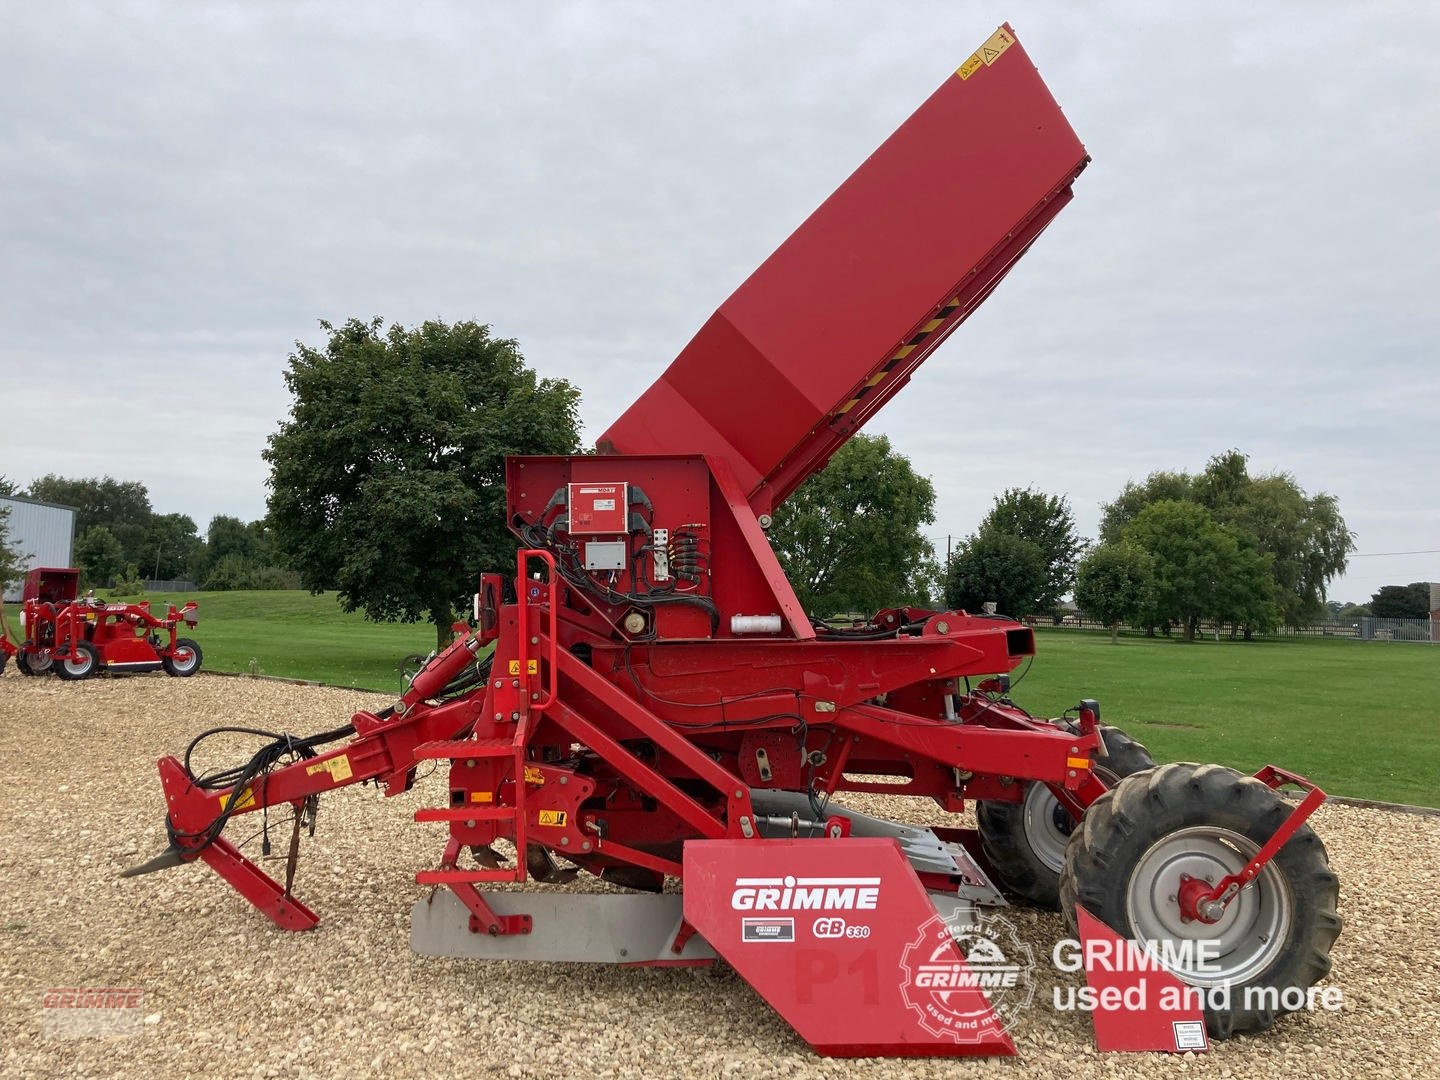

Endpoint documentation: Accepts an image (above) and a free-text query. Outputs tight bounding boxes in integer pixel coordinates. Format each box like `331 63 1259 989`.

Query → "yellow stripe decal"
835 298 962 418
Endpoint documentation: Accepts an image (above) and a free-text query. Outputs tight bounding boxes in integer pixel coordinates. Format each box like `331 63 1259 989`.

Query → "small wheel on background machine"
163 638 203 677
55 642 101 681
1059 762 1342 1038
18 649 53 676
978 724 1154 909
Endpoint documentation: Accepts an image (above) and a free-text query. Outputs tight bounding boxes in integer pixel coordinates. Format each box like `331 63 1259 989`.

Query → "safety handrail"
516 548 559 710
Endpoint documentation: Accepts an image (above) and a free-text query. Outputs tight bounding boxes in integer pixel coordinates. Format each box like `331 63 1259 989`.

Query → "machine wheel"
978 724 1154 909
17 649 52 676
1059 762 1342 1038
163 638 203 677
55 642 101 681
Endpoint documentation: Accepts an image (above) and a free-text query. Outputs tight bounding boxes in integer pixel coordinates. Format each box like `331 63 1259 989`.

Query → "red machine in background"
2 566 201 680
129 25 1340 1057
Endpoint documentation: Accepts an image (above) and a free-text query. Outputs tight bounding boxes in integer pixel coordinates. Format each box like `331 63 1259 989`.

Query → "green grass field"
4 594 1436 805
1017 629 1440 808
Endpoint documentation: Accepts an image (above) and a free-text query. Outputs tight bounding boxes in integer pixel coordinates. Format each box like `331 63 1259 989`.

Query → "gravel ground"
1 671 1437 1079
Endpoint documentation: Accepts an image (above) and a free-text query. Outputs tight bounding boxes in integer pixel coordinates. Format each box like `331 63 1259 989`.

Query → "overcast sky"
2 1 1436 604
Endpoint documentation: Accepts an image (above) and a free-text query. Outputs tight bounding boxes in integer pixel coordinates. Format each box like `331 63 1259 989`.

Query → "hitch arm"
1178 765 1327 924
136 632 490 929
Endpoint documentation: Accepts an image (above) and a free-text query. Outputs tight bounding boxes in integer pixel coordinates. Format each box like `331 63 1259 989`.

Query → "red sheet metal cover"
601 24 1087 506
683 837 1016 1057
1075 905 1210 1054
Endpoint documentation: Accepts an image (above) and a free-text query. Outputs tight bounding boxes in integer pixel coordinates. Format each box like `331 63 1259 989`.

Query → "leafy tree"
112 563 145 598
0 502 26 593
248 520 278 564
977 487 1085 612
1074 543 1156 643
194 515 288 588
265 317 581 647
142 512 203 580
1098 471 1194 544
1369 583 1431 620
26 475 154 563
75 526 125 587
206 515 257 563
943 530 1048 618
202 553 300 591
0 475 18 498
770 434 938 616
1122 500 1277 641
1099 451 1352 626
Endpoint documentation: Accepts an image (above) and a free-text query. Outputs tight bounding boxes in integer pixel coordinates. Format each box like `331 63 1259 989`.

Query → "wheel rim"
30 651 53 673
1024 762 1121 874
63 652 94 677
1124 824 1292 986
170 647 198 673
1021 783 1073 873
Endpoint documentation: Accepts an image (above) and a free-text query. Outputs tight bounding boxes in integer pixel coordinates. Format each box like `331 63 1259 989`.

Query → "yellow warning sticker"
306 755 353 783
958 26 1015 80
523 765 546 786
980 27 1015 65
218 786 256 812
507 659 539 675
537 810 567 828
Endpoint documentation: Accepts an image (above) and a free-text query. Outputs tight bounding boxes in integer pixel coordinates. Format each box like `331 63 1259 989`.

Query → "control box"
568 482 629 535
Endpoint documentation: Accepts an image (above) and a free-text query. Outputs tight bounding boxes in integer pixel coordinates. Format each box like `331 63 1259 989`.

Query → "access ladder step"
416 868 524 885
415 807 516 823
413 739 516 760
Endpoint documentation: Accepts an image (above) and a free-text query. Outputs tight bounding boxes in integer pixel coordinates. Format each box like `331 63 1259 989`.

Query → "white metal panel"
1 496 77 602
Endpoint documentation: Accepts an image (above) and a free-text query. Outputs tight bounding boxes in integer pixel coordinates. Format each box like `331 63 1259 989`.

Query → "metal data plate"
583 541 628 571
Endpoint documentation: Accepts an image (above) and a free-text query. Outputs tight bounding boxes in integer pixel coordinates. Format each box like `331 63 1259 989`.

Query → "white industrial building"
1 495 77 602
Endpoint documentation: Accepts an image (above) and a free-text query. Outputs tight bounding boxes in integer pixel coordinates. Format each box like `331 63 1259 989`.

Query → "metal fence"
140 579 200 593
1276 617 1436 642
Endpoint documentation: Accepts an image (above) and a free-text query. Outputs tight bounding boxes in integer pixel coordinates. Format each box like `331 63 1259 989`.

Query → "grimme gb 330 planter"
127 25 1341 1056
3 567 201 680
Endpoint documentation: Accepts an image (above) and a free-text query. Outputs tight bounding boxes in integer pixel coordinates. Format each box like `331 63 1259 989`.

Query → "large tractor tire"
163 638 203 677
978 724 1154 908
17 650 51 676
55 642 101 681
1059 762 1342 1039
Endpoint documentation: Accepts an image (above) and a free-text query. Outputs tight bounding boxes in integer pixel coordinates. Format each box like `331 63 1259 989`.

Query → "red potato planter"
3 567 201 681
126 24 1341 1059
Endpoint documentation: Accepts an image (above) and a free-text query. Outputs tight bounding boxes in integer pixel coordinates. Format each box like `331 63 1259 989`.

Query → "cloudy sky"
2 1 1436 604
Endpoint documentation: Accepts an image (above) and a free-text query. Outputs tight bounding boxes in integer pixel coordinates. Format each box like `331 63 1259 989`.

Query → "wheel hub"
1124 825 1292 986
